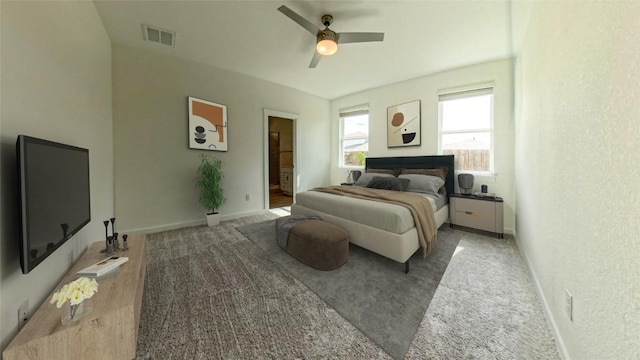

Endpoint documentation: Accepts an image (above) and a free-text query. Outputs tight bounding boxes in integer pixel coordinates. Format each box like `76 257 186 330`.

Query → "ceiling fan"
277 5 384 68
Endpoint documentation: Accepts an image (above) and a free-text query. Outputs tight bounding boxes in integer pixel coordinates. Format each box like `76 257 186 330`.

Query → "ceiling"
94 0 513 100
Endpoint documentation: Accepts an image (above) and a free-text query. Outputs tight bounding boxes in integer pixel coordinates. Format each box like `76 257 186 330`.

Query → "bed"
291 155 455 272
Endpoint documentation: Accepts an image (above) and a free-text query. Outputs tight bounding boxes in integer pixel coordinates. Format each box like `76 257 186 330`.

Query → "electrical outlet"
245 194 251 201
565 289 573 321
18 300 29 330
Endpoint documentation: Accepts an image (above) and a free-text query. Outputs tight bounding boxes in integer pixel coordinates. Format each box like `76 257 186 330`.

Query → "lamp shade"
317 39 338 55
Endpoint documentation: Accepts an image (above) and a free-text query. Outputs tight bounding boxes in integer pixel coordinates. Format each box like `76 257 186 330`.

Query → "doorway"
269 132 281 187
263 110 297 210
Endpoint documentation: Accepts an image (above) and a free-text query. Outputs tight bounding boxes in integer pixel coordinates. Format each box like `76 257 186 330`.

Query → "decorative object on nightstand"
457 173 474 195
344 170 362 185
449 193 504 238
351 170 362 182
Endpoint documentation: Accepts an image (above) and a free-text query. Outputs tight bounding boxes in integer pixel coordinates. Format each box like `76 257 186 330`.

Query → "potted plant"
195 154 226 226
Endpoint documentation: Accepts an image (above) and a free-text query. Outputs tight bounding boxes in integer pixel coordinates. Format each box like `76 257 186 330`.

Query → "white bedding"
292 187 451 264
294 190 445 235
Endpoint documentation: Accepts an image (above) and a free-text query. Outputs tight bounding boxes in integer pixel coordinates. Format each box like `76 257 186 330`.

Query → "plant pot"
206 212 221 227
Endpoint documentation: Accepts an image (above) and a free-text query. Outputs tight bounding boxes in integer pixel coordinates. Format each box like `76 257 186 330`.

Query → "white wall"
514 2 640 358
112 45 331 233
0 1 112 350
330 59 515 233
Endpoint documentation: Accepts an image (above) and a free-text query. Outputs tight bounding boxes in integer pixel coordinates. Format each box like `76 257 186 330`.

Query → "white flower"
50 276 98 308
56 293 67 308
84 288 95 299
64 283 76 299
80 278 98 296
69 290 84 306
79 277 92 289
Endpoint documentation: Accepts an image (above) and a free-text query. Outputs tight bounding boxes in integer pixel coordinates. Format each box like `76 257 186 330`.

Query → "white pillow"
398 174 444 195
354 172 395 187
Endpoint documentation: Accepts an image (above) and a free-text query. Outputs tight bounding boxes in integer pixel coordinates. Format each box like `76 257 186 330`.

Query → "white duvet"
294 190 440 235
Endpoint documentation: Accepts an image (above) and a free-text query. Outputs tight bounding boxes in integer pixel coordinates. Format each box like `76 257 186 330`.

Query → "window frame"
437 86 495 174
339 107 369 169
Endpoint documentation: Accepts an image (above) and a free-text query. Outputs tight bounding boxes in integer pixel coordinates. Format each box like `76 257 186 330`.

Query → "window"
438 88 494 173
340 108 369 167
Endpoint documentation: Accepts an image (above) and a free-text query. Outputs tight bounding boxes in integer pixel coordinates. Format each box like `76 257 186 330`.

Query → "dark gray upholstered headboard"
365 155 455 194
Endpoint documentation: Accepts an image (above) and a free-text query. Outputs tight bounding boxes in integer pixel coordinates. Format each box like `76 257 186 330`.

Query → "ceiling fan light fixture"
277 5 383 67
317 39 338 55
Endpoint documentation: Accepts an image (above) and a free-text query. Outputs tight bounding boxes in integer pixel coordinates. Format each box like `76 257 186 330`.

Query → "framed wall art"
188 96 228 151
387 100 421 148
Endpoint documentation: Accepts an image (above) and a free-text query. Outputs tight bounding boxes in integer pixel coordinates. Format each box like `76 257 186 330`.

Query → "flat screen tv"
17 135 91 274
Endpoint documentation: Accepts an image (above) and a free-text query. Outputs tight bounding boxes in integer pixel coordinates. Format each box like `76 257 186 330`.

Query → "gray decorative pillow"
366 176 410 191
399 174 445 195
401 167 448 193
354 172 395 187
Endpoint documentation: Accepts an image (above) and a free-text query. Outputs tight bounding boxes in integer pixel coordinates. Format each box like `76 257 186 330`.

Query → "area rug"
136 216 390 359
236 220 461 359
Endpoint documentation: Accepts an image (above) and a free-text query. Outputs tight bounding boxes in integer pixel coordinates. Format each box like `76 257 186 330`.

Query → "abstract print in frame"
387 100 421 148
188 96 228 151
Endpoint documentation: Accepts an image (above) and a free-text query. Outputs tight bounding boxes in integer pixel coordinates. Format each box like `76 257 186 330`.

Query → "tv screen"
17 135 91 274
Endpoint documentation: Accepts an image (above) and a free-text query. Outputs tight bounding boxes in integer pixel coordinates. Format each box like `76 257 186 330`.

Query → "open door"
263 109 298 210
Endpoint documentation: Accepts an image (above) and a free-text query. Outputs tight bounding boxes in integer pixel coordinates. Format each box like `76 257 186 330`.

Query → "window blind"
438 87 493 102
339 105 369 118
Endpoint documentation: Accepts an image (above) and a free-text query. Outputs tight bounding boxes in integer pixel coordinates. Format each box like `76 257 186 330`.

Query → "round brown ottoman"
278 218 349 271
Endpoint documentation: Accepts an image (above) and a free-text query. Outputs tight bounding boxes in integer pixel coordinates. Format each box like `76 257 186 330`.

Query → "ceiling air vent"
142 24 175 47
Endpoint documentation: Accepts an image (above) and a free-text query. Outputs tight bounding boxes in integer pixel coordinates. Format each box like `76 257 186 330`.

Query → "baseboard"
123 219 205 235
221 209 268 221
514 236 570 360
122 210 270 235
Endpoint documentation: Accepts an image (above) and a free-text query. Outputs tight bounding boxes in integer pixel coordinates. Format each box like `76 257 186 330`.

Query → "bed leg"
405 261 409 274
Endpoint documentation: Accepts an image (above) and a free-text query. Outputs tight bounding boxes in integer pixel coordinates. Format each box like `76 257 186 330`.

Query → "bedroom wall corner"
112 45 331 233
329 59 516 234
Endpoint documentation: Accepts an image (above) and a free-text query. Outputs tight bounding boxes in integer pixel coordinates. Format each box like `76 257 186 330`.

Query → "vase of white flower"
62 300 91 325
51 277 98 325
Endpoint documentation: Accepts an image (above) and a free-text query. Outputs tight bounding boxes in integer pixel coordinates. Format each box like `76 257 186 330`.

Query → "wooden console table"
3 234 147 360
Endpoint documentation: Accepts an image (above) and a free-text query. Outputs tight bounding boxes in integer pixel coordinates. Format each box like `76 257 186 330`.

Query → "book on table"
77 256 129 277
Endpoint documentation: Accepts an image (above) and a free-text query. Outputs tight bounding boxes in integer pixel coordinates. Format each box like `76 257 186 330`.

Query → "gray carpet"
136 213 560 359
236 220 461 359
406 231 560 359
135 214 390 359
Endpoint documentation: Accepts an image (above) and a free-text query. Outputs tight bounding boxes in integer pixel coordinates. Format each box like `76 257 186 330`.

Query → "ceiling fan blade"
309 51 322 68
337 32 385 44
278 5 320 36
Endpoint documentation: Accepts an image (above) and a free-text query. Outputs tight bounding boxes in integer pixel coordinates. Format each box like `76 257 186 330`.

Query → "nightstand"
449 193 504 238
